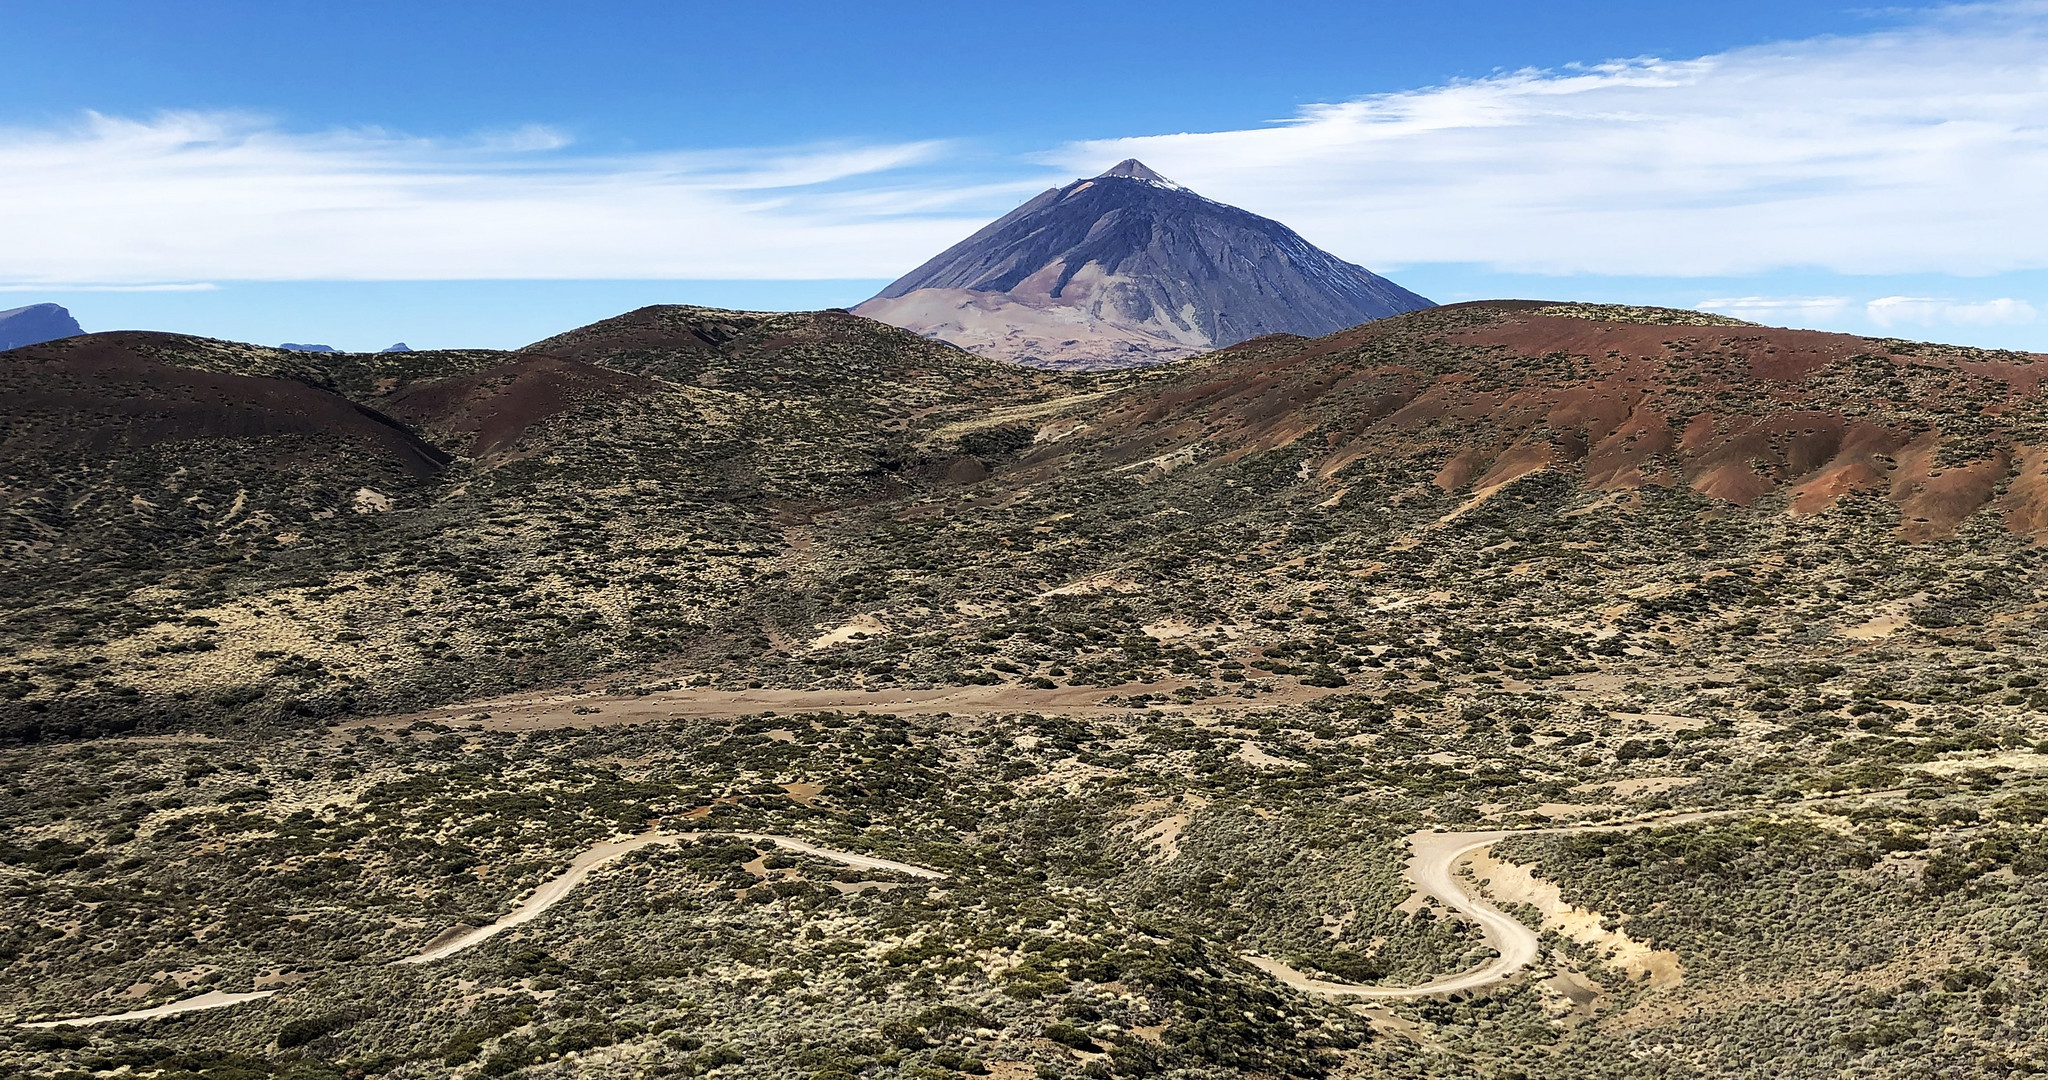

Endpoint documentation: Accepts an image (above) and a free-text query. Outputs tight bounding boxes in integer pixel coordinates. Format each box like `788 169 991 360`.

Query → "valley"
4 299 2048 1079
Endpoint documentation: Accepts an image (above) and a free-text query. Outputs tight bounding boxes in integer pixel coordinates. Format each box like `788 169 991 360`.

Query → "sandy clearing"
1133 815 1189 863
781 781 827 807
1608 713 1707 733
1533 802 1621 819
1236 741 1304 769
1913 751 2048 777
1040 572 1143 597
1120 794 1209 865
1141 618 1234 641
1570 777 1690 798
808 614 890 651
1464 847 1681 987
1843 604 1914 640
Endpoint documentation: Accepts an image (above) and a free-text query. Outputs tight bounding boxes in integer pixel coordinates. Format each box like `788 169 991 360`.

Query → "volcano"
853 159 1432 369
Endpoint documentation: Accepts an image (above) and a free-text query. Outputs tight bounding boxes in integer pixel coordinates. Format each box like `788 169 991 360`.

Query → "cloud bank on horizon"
1 2 2043 339
1700 295 2040 329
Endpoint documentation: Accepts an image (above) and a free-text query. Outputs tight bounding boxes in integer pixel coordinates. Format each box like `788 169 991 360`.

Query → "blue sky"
4 0 2045 351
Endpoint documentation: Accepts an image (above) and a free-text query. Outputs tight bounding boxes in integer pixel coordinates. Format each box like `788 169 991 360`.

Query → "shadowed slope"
382 355 659 461
1 332 449 475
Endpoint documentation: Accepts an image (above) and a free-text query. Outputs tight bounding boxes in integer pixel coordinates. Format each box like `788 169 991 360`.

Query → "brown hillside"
381 354 658 461
1011 301 2048 542
1 332 448 475
519 304 1034 403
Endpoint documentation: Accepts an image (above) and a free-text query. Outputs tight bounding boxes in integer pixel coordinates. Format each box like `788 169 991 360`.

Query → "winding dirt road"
399 830 947 965
18 831 945 1027
1242 807 1782 999
1245 830 1533 998
19 793 1912 1025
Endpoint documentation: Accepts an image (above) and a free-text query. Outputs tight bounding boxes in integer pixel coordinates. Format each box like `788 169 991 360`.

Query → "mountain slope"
854 160 1432 369
11 302 2048 1080
7 299 2048 744
0 308 1060 740
0 303 83 350
980 300 2048 544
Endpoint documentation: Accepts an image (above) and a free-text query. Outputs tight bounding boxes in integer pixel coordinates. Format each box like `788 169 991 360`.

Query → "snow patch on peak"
1096 159 1186 191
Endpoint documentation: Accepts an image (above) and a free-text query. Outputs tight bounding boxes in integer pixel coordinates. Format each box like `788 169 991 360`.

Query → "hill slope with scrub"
5 301 2048 1080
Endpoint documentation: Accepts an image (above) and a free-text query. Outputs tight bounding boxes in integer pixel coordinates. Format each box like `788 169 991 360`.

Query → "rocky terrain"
853 161 1431 369
4 300 2048 1080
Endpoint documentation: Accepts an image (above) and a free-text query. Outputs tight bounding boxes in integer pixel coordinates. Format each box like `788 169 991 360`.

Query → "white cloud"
4 5 2048 284
1866 295 2039 326
0 112 1020 283
0 282 216 292
1697 296 1854 322
1053 2 2048 277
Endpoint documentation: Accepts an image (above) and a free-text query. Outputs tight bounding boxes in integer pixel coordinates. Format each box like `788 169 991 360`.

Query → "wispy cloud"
2 5 2047 286
0 112 1015 283
1697 296 1855 322
1693 292 2040 334
0 282 216 292
1053 2 2048 277
1866 295 2039 327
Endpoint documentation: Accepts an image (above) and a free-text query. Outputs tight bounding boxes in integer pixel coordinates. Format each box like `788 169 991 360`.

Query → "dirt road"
18 792 1911 1025
1243 807 1770 999
354 678 1340 735
398 829 947 965
1246 830 1529 998
17 832 945 1027
18 990 279 1029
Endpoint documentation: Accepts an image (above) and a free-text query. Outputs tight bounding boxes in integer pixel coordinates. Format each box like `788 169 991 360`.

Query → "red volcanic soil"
1059 303 2048 541
1 332 448 474
382 354 657 460
1440 310 1862 382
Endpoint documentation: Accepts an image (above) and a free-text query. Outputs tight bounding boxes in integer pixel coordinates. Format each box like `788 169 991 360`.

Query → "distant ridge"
853 160 1431 369
0 303 84 351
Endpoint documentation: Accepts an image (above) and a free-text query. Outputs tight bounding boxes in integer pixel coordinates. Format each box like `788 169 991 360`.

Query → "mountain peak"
855 162 1432 370
1095 158 1182 189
